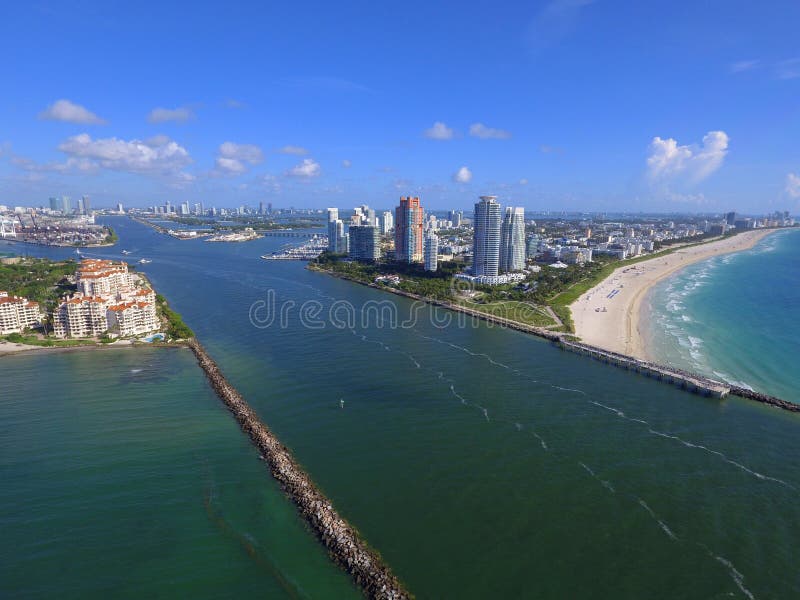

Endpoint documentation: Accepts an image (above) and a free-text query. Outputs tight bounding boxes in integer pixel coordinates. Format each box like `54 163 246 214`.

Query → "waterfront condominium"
424 232 439 272
0 291 43 334
500 206 526 272
394 196 424 263
472 196 502 276
327 208 347 253
348 225 381 261
326 207 339 252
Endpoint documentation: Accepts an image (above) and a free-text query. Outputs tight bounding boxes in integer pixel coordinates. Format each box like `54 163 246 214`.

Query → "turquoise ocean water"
2 217 800 598
645 228 800 403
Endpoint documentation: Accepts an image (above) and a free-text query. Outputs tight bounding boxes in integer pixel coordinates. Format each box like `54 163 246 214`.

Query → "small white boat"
122 250 131 255
139 258 152 264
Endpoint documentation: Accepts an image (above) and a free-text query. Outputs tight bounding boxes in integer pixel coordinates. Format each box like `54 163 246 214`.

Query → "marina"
261 234 327 260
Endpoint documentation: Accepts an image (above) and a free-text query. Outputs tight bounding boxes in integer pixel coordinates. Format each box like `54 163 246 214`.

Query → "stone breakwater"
186 338 411 600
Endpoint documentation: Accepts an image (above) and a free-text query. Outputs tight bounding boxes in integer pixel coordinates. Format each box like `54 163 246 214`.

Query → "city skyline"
2 2 800 212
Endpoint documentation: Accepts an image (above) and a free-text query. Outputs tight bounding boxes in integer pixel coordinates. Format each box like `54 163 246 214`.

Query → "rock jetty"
186 338 411 600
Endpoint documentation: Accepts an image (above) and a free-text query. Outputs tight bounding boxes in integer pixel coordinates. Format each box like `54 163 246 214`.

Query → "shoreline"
570 228 783 361
308 261 800 412
0 340 187 357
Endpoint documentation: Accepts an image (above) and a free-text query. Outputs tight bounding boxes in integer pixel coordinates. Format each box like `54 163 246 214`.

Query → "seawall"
312 266 799 413
186 338 411 600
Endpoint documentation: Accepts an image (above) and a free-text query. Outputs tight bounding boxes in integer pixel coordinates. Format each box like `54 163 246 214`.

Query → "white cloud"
287 158 321 178
777 58 800 80
58 133 192 174
540 144 564 154
519 178 529 185
225 99 245 109
526 0 594 54
786 173 800 198
279 145 308 155
730 59 759 74
214 141 264 174
469 123 511 140
342 159 352 168
646 131 729 183
452 166 472 183
147 106 194 123
424 121 455 140
39 99 106 124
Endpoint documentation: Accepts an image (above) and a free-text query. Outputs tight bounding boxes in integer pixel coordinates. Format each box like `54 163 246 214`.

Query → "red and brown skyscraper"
394 196 424 263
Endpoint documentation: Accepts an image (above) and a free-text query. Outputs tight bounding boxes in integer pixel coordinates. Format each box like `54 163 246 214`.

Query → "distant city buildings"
395 196 424 263
380 210 394 234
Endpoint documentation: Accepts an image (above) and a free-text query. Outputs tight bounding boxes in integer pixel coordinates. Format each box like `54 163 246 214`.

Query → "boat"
75 248 81 255
121 250 131 255
139 258 152 264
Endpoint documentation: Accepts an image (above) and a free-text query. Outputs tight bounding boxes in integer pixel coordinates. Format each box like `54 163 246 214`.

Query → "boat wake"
588 401 793 489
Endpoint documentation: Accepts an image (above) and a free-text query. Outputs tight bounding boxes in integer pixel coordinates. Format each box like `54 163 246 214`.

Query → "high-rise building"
267 202 272 213
49 197 59 212
424 232 439 272
116 203 124 214
259 201 265 215
394 196 424 263
61 196 72 215
380 210 394 234
472 196 501 276
81 195 91 215
726 211 737 226
448 210 463 227
500 207 526 272
327 208 340 253
348 225 381 261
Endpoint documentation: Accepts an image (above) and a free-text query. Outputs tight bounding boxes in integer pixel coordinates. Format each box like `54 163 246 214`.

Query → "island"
0 257 191 354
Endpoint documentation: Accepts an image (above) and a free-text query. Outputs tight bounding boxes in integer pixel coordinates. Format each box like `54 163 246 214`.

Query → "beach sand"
570 229 780 360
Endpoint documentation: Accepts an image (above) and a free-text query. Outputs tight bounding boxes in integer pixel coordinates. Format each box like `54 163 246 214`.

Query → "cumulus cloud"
646 131 729 183
342 159 352 168
452 166 472 183
786 173 800 198
279 145 308 155
424 121 455 140
469 123 511 140
147 106 194 123
39 99 106 124
58 133 192 174
215 141 264 174
287 158 321 178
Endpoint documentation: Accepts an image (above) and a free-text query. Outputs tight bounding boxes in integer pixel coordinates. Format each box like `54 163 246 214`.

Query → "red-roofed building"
0 291 43 334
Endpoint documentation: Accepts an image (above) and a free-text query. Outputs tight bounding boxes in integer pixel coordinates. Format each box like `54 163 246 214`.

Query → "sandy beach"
570 229 781 360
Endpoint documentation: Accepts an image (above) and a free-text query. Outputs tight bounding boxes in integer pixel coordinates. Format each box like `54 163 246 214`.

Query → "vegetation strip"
186 338 412 600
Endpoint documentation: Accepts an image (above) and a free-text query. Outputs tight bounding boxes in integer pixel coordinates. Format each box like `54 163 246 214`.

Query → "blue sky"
1 0 799 212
